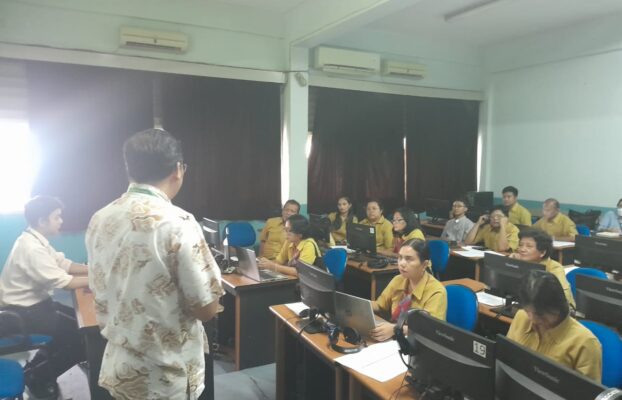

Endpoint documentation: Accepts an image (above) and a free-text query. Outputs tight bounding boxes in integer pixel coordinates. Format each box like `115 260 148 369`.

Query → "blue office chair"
427 240 449 279
576 224 591 237
579 320 622 388
323 248 347 282
0 358 24 399
566 268 608 297
445 285 478 331
531 215 540 225
224 222 256 247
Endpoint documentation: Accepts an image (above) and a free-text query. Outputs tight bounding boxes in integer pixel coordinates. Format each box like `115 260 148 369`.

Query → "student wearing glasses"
378 207 424 255
440 197 475 244
327 196 357 244
465 205 520 252
597 198 622 233
359 199 394 251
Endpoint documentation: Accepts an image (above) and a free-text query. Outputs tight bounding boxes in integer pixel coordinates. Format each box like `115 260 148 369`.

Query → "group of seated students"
254 188 609 384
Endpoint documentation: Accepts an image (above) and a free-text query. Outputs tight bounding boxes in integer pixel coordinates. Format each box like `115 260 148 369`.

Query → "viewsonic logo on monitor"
533 366 560 384
435 330 455 342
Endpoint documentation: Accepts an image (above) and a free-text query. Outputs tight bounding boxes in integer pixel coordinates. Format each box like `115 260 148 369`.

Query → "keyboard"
259 268 284 281
350 253 398 265
489 303 520 319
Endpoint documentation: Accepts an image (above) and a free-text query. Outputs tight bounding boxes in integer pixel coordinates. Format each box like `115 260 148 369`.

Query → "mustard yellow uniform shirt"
274 238 319 266
360 216 394 250
508 202 532 226
507 310 602 382
473 223 519 251
259 217 285 260
375 273 447 321
534 213 578 238
540 258 575 308
393 229 425 253
328 212 358 243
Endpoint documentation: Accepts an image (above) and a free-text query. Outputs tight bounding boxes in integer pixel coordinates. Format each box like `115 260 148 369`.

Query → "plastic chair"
323 248 347 282
0 358 24 399
566 268 608 297
445 285 478 331
224 222 256 247
427 240 450 279
579 320 622 387
576 224 591 237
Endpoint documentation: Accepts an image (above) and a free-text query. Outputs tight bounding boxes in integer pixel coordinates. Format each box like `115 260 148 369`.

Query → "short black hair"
401 239 430 261
518 229 553 259
24 196 64 227
544 198 560 209
287 214 311 239
366 199 384 211
453 196 470 208
490 204 509 217
519 270 569 320
123 128 184 184
502 186 518 197
393 207 421 237
283 199 301 213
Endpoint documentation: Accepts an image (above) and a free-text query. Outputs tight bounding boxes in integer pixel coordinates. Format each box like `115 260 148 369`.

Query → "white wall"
482 15 622 207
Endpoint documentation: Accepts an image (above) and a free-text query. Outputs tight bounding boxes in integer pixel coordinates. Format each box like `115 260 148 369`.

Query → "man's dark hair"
519 270 569 320
490 204 509 217
518 229 553 259
24 196 64 227
544 198 560 209
123 129 184 184
502 186 518 197
454 196 470 208
366 199 384 211
283 199 301 213
287 214 311 239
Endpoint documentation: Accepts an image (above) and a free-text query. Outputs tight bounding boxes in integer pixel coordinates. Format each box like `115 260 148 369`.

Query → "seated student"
386 207 424 255
533 198 578 242
359 199 393 251
259 214 320 277
440 197 475 244
507 270 602 382
502 186 532 226
328 196 357 244
259 199 300 260
464 205 519 252
509 229 575 307
371 239 447 341
597 198 622 232
0 196 89 398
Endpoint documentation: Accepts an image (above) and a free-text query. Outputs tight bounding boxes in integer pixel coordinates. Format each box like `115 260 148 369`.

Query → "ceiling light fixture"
444 0 508 23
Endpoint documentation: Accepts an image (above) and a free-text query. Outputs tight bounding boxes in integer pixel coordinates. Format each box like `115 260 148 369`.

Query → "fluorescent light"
444 0 508 23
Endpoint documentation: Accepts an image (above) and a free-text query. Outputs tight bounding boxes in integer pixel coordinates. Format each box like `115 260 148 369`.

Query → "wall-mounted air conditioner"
313 47 380 76
120 27 188 53
382 61 426 80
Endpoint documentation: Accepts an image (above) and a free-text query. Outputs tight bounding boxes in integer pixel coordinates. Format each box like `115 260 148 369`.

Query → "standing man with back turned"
86 129 224 399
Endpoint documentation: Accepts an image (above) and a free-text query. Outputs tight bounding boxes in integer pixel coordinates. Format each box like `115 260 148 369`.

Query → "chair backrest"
322 248 347 282
579 320 622 387
565 267 608 297
224 222 256 247
0 311 52 356
0 358 24 398
576 224 591 237
445 285 478 331
569 209 601 231
427 240 450 278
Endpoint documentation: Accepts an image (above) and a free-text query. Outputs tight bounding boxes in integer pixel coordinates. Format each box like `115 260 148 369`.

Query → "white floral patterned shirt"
86 183 224 400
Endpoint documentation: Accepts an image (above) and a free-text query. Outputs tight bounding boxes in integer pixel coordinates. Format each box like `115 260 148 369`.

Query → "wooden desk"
343 259 400 301
219 273 298 370
421 220 445 237
271 304 418 400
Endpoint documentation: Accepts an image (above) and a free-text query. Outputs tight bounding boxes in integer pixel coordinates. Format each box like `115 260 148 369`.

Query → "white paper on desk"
454 248 485 258
335 340 407 382
564 266 579 274
553 240 575 248
596 231 622 238
285 302 309 315
477 292 505 307
331 245 356 254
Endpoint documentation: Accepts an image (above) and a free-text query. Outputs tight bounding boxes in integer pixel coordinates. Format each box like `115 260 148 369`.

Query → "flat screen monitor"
575 274 622 332
202 218 222 252
466 191 494 210
295 259 336 319
574 235 622 274
406 310 496 400
480 253 544 300
309 213 331 243
495 335 606 400
425 198 451 221
346 222 376 255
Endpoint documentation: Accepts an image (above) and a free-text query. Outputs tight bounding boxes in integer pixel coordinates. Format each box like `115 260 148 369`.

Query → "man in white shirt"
440 197 475 244
86 129 223 400
0 195 89 398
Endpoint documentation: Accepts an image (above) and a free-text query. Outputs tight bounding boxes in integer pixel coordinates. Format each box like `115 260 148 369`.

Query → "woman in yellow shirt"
507 270 602 382
371 239 447 341
387 207 425 254
258 214 320 277
327 196 357 244
509 229 575 308
359 200 393 250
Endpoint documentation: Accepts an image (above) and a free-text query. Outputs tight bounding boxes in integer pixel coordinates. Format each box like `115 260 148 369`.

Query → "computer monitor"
295 260 336 332
346 222 376 255
424 198 451 221
406 310 496 400
495 334 606 400
575 274 622 332
309 213 331 243
574 235 622 275
481 253 544 301
202 218 222 252
466 191 494 210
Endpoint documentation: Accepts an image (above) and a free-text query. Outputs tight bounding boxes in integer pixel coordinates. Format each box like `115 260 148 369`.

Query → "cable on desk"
389 372 407 400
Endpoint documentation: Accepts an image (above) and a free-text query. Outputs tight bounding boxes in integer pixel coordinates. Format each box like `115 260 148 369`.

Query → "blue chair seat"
428 240 450 279
576 224 591 237
224 222 256 247
579 320 622 387
0 358 24 397
445 285 478 331
565 268 608 297
0 334 52 348
323 248 347 282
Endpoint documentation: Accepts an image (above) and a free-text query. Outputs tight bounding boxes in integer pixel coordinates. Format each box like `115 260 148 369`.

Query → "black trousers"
6 299 85 384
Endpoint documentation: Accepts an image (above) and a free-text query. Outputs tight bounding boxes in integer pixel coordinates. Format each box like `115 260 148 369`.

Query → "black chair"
568 209 601 230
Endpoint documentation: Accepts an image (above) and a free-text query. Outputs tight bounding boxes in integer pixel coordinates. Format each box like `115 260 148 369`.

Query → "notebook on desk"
234 247 288 282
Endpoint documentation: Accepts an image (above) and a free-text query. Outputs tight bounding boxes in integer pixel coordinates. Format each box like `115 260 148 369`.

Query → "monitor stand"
490 297 520 319
296 314 326 334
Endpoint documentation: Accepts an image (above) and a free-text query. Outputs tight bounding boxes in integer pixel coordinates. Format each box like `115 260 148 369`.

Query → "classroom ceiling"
211 0 307 14
366 0 622 46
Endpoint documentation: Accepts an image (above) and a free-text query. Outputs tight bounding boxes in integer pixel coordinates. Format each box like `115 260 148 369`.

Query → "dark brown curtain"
161 74 281 220
308 88 404 214
404 97 479 212
27 62 154 231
